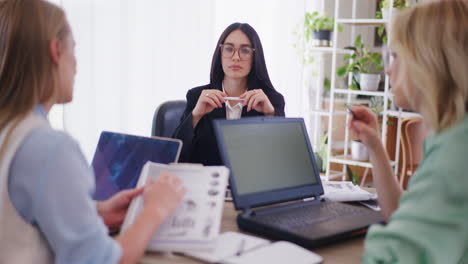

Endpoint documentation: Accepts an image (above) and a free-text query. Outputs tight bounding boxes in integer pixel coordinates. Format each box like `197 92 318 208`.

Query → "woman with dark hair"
174 22 285 165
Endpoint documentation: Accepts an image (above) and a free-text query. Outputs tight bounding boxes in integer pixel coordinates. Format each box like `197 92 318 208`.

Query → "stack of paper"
321 181 377 202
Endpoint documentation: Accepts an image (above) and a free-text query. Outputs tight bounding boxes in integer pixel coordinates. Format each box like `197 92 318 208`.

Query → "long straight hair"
391 0 468 132
209 23 277 92
0 0 69 153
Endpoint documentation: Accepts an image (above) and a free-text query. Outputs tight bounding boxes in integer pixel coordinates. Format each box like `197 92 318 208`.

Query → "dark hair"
209 22 276 92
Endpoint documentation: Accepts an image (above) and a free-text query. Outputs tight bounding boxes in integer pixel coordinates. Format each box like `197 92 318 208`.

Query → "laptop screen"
214 117 323 210
92 131 181 201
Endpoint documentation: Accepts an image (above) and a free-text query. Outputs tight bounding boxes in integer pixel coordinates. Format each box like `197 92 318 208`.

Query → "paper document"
181 232 270 263
122 162 229 252
222 241 323 264
321 181 377 202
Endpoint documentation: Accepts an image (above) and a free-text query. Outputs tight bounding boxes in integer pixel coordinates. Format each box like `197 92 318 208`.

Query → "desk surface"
139 202 365 264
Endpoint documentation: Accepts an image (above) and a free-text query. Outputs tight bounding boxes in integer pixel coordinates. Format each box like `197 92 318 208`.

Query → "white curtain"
48 0 318 161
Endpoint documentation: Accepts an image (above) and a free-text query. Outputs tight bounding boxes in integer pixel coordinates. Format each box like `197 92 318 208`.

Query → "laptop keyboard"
253 202 367 230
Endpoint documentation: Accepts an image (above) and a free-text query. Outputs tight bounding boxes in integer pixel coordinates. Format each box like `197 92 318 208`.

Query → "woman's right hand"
349 106 382 152
143 172 186 222
192 89 227 126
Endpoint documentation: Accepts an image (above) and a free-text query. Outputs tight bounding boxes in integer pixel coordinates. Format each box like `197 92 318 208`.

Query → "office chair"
151 100 187 138
399 116 425 190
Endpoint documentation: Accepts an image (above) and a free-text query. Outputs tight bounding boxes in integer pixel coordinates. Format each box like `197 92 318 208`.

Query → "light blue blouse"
8 105 122 264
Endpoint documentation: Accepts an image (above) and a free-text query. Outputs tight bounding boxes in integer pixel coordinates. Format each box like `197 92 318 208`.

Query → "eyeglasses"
382 46 397 72
219 44 255 61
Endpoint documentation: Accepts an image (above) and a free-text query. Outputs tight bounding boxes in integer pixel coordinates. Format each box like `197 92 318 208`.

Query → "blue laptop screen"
92 132 181 201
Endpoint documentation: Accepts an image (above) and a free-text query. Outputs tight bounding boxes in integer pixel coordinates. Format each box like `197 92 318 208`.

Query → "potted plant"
376 0 418 43
351 140 369 161
336 35 384 91
304 12 342 47
379 0 408 20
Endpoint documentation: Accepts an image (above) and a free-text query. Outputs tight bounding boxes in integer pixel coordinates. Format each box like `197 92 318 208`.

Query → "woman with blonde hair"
0 0 185 263
349 1 468 263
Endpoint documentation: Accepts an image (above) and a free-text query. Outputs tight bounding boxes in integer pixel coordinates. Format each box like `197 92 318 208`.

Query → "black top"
173 83 285 165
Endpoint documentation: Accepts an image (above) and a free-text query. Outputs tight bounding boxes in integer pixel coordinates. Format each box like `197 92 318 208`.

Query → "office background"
46 0 396 161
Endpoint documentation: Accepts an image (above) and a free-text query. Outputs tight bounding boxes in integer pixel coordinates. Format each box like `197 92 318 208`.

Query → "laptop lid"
92 131 182 200
214 117 323 210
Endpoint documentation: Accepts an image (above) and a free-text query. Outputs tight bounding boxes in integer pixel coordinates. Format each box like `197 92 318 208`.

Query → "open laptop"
92 131 182 201
213 117 384 248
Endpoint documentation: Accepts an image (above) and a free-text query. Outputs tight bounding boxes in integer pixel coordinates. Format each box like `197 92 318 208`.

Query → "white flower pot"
351 140 369 161
382 8 400 20
360 73 381 91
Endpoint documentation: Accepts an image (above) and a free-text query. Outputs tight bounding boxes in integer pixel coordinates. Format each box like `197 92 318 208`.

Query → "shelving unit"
301 0 422 184
299 0 420 184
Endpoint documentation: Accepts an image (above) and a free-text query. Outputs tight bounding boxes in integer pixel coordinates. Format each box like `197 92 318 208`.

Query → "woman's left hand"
240 89 275 116
96 186 144 230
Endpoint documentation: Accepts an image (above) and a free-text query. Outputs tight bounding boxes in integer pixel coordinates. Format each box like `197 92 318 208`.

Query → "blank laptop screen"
219 121 318 196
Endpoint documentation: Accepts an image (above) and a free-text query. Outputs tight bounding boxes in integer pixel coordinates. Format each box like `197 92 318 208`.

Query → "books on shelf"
121 162 229 252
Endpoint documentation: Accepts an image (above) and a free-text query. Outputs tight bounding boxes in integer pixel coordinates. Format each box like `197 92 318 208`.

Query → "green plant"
314 133 329 173
369 97 394 125
324 77 331 91
381 0 408 9
336 35 384 89
369 97 384 116
346 166 359 185
304 12 342 41
376 0 418 44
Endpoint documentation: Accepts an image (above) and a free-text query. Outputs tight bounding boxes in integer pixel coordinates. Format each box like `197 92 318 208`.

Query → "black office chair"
151 100 187 138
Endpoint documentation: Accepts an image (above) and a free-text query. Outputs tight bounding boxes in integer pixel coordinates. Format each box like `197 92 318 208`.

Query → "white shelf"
330 155 396 168
337 18 388 25
320 170 345 181
385 110 422 119
309 47 352 54
324 98 370 104
307 109 347 116
334 88 386 97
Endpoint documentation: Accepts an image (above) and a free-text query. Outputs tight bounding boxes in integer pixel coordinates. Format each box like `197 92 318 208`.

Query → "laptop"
213 117 384 248
92 131 182 201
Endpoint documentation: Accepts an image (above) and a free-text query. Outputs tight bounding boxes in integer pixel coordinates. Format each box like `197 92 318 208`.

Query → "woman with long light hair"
0 1 185 263
351 1 468 262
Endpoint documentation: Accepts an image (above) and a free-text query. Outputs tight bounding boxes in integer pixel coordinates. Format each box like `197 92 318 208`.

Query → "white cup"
351 140 369 161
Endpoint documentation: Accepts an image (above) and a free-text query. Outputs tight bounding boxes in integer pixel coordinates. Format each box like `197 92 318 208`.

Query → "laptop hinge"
303 193 321 202
242 208 255 217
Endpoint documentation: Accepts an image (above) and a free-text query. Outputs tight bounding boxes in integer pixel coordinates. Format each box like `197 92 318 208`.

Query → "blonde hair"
0 0 69 131
391 0 468 132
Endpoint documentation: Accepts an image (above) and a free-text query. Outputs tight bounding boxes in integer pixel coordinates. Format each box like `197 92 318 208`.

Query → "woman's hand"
115 173 186 264
97 187 144 230
143 172 186 222
240 89 275 115
349 105 381 152
192 89 227 127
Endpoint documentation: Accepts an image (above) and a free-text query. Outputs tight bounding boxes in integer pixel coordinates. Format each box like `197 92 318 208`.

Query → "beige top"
0 113 53 264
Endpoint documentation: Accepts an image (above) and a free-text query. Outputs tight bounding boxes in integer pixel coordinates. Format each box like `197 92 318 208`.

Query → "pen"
236 239 246 256
346 105 359 120
224 97 245 101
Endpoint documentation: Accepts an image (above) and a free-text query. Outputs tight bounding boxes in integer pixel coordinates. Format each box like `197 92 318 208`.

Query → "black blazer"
173 84 285 165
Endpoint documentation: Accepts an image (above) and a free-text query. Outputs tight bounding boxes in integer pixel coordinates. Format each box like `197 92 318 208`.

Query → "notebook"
213 117 384 248
91 131 182 201
182 232 322 264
